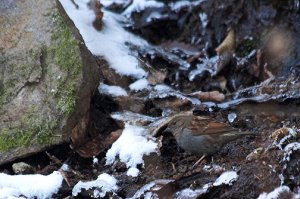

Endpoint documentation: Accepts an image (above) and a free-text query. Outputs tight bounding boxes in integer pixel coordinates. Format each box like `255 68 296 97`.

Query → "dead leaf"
190 91 225 102
215 29 235 56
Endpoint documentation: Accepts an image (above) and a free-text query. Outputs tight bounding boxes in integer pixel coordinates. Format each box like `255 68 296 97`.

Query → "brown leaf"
215 29 235 56
75 130 122 158
190 91 225 102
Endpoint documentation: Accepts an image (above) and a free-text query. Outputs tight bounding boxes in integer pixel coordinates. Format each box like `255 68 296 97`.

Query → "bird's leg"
260 63 275 86
192 154 206 168
171 162 177 173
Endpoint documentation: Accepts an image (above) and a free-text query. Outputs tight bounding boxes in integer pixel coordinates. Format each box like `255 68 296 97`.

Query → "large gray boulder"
0 0 100 164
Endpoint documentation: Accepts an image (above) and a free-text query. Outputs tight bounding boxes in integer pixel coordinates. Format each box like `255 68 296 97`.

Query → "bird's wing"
187 116 237 136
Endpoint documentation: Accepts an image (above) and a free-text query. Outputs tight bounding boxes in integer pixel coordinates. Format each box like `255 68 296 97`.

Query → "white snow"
284 142 300 152
213 171 239 186
146 11 168 23
72 173 118 197
227 112 237 123
102 0 205 14
275 128 297 150
59 0 147 78
130 179 173 198
60 164 70 171
169 1 190 10
111 111 157 125
257 186 291 199
131 181 156 198
127 167 140 177
123 0 164 15
189 56 219 81
105 124 157 177
129 78 149 91
0 171 63 199
282 142 300 164
176 188 208 199
175 171 238 198
93 156 99 165
101 0 128 7
150 84 201 105
7 196 26 199
170 0 206 11
98 83 128 97
202 164 224 173
199 12 208 28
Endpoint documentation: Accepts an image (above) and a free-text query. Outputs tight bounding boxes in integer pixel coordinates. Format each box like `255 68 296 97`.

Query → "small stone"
228 113 237 123
12 162 34 174
246 147 264 161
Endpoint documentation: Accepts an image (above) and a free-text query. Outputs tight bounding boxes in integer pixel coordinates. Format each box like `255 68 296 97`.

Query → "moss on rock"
0 10 83 152
50 11 82 116
0 108 58 151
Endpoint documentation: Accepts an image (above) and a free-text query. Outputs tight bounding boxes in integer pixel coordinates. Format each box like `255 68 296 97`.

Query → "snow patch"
127 167 140 177
227 112 237 123
106 124 157 176
60 164 70 171
101 0 128 7
213 171 239 186
168 0 206 11
129 78 149 91
176 188 208 199
275 128 297 150
284 142 300 153
150 84 200 105
189 56 219 81
59 0 147 78
0 171 63 199
130 179 173 199
93 156 99 165
175 171 238 198
123 0 164 15
282 142 300 167
111 111 157 125
72 173 118 197
199 12 208 28
257 186 291 199
98 83 128 97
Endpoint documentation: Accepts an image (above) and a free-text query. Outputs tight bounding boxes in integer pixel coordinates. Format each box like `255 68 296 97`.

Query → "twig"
45 151 62 165
59 169 71 187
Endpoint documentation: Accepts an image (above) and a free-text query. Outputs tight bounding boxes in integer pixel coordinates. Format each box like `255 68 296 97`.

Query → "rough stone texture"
0 0 100 164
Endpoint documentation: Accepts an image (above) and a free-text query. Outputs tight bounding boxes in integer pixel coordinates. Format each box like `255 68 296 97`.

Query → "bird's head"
166 113 192 137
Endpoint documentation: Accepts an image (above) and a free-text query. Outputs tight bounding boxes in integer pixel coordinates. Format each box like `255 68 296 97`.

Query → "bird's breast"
176 130 220 155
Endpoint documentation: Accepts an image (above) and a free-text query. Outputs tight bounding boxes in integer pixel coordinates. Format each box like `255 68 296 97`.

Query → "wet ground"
0 100 299 198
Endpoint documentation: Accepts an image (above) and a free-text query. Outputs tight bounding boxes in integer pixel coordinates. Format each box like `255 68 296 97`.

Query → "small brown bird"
166 112 252 155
